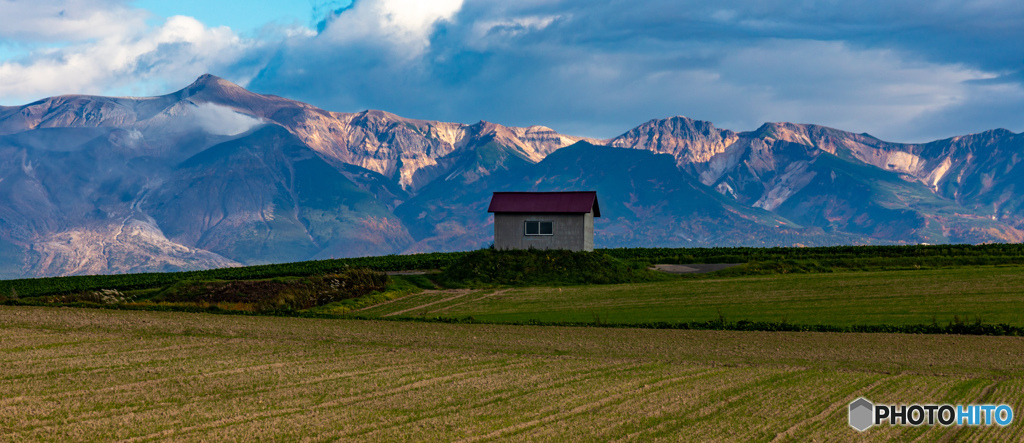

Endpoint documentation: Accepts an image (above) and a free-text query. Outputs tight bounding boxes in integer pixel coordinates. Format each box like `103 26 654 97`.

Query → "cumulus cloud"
0 0 464 104
248 0 1021 142
0 15 253 103
709 40 1001 138
318 0 464 57
190 103 264 136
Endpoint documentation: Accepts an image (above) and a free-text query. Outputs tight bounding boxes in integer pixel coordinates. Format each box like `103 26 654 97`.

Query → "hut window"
525 220 553 235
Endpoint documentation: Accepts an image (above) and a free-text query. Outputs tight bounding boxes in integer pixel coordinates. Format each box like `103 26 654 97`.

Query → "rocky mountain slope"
0 75 1021 277
602 118 1024 244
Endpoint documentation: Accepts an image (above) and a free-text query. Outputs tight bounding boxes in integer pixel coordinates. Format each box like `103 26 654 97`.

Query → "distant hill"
0 74 1021 277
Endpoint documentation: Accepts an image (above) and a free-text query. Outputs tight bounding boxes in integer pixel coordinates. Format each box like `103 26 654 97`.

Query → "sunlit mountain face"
1 75 1021 277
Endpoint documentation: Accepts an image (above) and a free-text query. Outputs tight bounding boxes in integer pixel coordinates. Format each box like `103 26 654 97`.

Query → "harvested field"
2 306 1023 441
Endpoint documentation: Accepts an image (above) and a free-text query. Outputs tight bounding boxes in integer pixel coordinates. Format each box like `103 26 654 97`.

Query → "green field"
2 306 1023 441
8 242 1024 299
359 266 1024 327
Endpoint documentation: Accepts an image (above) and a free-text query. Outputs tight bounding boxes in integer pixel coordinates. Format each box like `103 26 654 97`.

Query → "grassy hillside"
437 249 665 286
8 243 1024 298
354 266 1024 328
6 245 1024 335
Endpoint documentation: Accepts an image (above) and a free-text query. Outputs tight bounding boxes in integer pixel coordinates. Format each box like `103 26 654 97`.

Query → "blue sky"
0 0 1022 142
134 0 351 33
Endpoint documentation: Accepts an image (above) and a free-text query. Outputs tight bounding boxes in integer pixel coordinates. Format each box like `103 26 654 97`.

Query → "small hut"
487 191 600 252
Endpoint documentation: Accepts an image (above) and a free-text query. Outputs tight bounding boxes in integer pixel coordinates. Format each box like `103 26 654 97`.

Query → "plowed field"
2 306 1022 441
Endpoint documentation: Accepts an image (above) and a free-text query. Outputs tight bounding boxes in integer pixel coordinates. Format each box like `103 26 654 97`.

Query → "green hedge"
351 315 1024 336
602 243 1024 265
438 249 663 287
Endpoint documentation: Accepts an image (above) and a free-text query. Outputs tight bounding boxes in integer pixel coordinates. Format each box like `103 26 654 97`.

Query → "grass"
437 249 666 287
309 274 439 316
2 306 1023 441
15 242 1024 299
356 266 1024 327
9 250 1024 335
11 257 1024 335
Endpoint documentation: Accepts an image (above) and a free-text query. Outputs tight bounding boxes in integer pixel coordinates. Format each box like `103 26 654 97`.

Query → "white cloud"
319 0 464 57
0 0 146 41
0 15 252 103
427 37 1011 142
712 40 1002 139
190 103 263 136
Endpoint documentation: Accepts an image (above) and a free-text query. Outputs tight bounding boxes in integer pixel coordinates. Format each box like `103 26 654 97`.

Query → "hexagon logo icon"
849 397 874 431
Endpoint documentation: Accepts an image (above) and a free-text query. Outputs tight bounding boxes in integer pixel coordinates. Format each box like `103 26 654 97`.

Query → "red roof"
488 191 600 217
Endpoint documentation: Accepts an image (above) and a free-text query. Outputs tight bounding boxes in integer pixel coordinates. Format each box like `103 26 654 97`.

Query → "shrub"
160 268 389 312
439 249 663 287
39 289 135 305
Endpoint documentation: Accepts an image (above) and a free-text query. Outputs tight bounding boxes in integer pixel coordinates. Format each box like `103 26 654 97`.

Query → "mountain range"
1 74 1022 278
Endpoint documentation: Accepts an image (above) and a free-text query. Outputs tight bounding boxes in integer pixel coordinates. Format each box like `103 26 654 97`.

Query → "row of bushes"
9 268 389 313
602 243 1024 266
358 315 1024 337
703 257 1024 277
1 253 458 299
158 268 388 311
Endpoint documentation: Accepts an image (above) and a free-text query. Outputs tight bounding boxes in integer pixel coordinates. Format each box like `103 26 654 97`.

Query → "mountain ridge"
0 74 1021 278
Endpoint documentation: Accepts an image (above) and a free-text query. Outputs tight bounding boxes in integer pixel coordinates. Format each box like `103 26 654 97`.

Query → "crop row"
4 307 1020 441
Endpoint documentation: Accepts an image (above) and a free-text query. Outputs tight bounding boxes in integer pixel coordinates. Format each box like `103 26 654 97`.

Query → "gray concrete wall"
493 213 592 252
583 211 594 252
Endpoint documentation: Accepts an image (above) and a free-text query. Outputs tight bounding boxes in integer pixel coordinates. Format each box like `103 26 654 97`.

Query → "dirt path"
650 263 742 274
433 289 511 314
382 289 474 317
350 292 418 313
